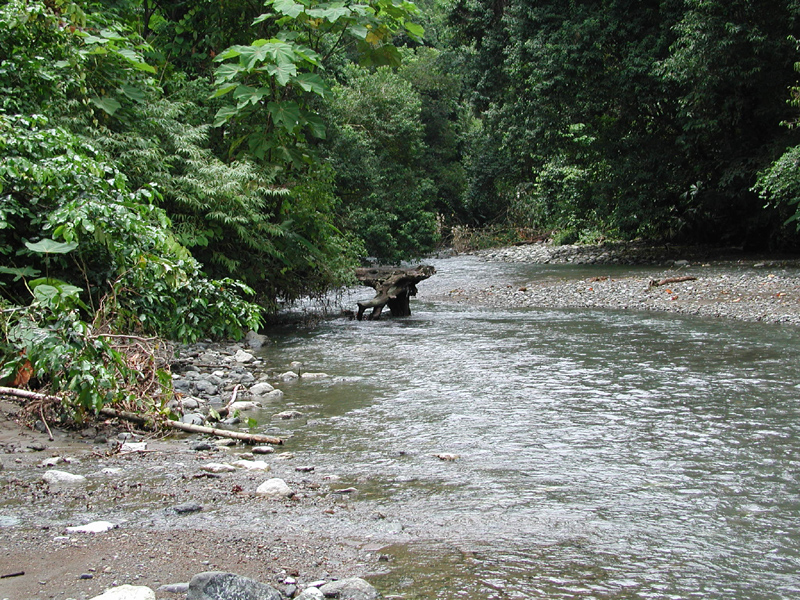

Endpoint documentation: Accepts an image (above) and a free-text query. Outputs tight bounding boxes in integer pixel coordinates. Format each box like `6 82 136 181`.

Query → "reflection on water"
259 257 800 599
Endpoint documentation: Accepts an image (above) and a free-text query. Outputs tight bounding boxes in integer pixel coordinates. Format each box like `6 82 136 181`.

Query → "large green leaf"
293 72 327 97
90 96 122 115
25 239 79 254
272 0 306 19
265 62 297 87
268 101 301 132
213 105 239 127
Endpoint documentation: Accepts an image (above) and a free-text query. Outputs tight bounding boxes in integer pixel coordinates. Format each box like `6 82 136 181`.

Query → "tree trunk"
355 265 435 320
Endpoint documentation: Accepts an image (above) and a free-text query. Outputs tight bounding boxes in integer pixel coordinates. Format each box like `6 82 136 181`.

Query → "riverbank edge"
425 241 800 326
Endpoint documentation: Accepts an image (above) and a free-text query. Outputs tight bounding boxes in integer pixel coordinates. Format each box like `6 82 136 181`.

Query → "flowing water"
258 256 800 600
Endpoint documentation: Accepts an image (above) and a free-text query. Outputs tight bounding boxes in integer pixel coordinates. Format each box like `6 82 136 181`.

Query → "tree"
324 65 439 261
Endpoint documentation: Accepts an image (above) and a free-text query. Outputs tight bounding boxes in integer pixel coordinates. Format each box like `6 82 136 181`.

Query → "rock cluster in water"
168 333 328 429
86 573 378 600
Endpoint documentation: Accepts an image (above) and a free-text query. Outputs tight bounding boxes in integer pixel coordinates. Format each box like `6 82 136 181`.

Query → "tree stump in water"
355 265 435 320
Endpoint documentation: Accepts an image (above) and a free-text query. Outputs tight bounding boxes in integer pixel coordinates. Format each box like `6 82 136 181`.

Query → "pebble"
252 446 276 455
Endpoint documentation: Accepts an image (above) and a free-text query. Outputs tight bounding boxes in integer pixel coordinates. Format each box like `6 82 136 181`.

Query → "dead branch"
162 419 283 445
0 386 61 403
649 276 697 288
100 406 283 445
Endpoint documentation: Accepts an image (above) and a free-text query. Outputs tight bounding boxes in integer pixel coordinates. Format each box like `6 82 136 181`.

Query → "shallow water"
259 256 800 599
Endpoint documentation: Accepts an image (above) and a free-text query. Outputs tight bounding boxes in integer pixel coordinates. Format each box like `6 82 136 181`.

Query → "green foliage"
93 91 358 306
450 0 800 247
0 114 262 342
324 65 439 261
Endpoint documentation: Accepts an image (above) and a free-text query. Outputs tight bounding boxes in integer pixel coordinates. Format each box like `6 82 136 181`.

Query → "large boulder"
186 572 283 600
318 578 378 600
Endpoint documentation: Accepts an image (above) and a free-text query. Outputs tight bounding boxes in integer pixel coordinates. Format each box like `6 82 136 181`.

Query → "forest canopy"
2 0 800 414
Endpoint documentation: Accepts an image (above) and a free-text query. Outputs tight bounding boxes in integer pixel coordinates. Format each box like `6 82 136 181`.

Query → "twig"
1 571 25 579
38 405 54 441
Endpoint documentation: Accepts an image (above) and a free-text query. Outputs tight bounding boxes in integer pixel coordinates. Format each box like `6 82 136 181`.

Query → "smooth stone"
273 410 304 420
43 470 86 485
296 587 325 600
234 349 256 363
252 446 275 455
318 578 378 600
249 382 275 396
300 372 329 379
172 502 203 514
263 390 284 401
191 442 213 451
121 442 147 452
66 521 117 533
88 584 155 600
278 371 298 380
228 401 261 412
186 571 282 600
232 460 270 471
255 478 293 498
40 456 63 467
181 413 206 426
245 330 269 349
200 463 236 473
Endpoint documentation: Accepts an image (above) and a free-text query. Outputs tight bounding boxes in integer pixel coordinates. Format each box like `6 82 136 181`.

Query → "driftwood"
649 276 697 288
99 406 283 446
0 387 282 446
355 264 435 320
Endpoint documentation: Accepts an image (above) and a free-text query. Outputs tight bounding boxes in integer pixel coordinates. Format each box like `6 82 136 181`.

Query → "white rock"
43 470 86 485
66 520 118 534
121 442 147 452
234 349 256 363
200 462 236 473
40 456 63 468
100 468 122 475
252 446 275 455
255 478 293 498
232 460 270 471
228 401 262 411
289 361 304 369
278 371 299 380
249 382 275 396
300 372 329 379
88 584 155 600
263 389 284 401
295 587 325 600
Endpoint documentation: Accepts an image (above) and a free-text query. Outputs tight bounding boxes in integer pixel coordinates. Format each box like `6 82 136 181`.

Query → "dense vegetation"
2 0 800 415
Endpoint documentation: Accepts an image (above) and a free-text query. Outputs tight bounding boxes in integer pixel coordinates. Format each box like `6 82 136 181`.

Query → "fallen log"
355 264 435 320
0 387 282 446
160 419 283 446
99 407 283 446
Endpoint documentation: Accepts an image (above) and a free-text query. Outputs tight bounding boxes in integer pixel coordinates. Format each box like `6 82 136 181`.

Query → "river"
256 256 800 599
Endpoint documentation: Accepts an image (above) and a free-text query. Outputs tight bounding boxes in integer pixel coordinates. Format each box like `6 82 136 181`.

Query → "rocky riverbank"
441 242 800 325
0 337 398 600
